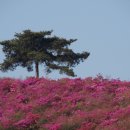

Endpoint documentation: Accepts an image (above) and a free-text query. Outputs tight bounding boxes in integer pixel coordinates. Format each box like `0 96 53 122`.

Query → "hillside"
0 76 130 130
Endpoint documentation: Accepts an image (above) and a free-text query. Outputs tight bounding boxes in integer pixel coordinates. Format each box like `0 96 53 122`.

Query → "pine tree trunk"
35 62 39 78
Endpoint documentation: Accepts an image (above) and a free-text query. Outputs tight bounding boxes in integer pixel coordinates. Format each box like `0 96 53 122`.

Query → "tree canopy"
0 30 90 78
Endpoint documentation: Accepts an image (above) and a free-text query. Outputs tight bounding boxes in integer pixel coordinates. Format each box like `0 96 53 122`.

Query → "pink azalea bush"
0 76 130 129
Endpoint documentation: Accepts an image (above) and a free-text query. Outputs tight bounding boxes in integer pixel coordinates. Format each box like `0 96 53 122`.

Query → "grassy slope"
0 76 130 130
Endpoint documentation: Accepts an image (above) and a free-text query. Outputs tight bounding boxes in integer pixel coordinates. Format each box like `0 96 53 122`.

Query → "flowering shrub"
0 76 130 129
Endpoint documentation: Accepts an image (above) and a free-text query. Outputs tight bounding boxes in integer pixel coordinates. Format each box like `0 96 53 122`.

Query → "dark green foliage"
0 30 90 77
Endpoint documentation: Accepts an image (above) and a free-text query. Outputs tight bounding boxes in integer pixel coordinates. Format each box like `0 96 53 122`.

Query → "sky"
0 0 130 80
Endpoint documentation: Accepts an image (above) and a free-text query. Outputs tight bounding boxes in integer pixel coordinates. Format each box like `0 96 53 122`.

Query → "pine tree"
0 30 90 78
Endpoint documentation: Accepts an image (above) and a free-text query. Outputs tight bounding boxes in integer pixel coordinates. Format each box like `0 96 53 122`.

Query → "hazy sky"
0 0 130 80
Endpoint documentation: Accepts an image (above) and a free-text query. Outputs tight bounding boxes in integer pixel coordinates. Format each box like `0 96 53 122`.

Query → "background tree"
0 30 90 78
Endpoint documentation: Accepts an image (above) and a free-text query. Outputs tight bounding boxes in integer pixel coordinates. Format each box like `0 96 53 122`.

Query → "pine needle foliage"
0 30 90 77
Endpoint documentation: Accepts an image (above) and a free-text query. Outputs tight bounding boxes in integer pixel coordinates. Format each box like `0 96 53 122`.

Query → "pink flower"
101 118 118 126
14 113 39 128
50 123 61 130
